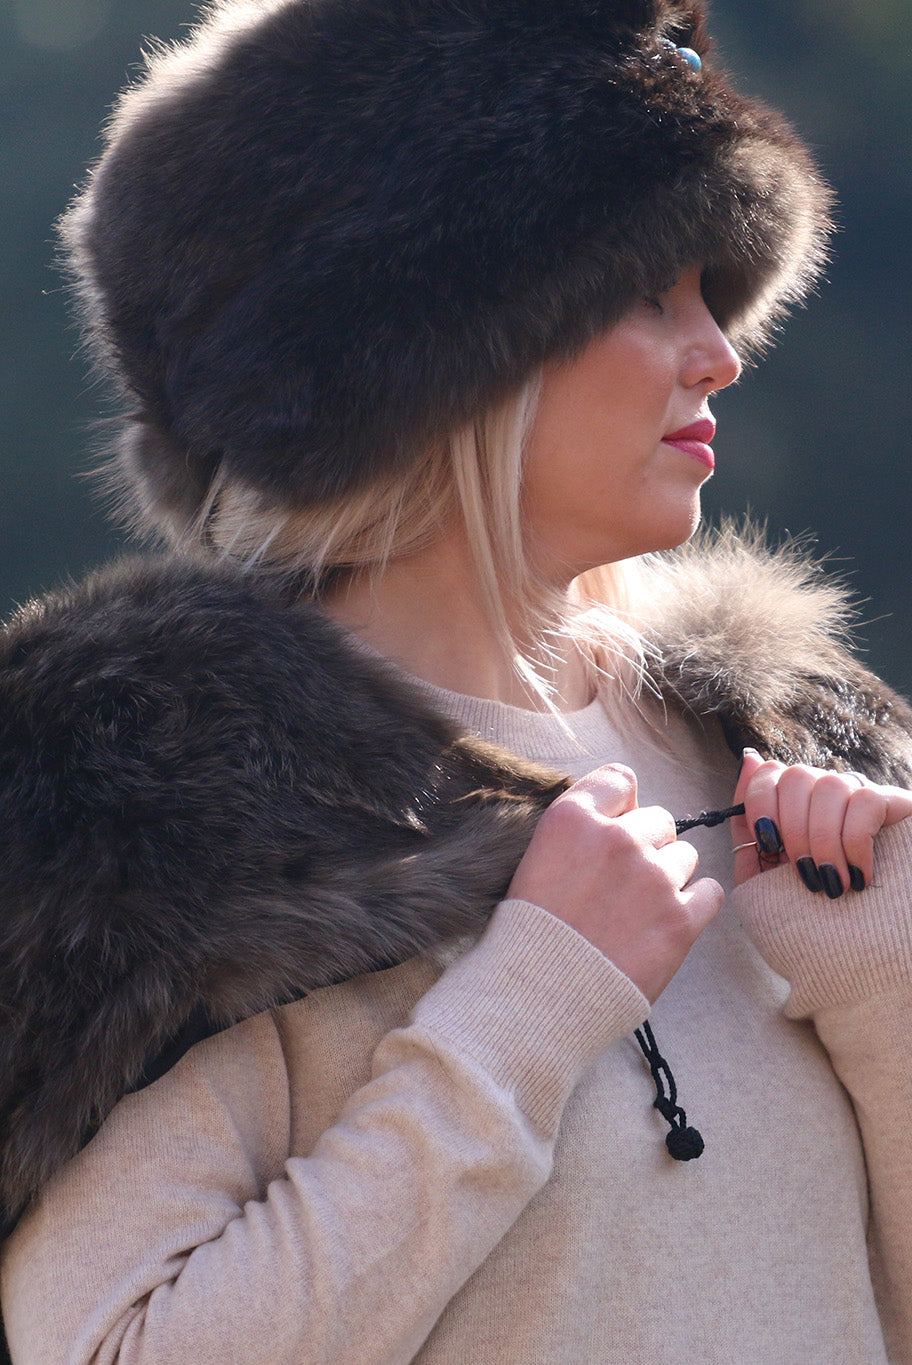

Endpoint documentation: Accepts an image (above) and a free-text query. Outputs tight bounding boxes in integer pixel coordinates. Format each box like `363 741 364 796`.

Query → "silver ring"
733 840 758 853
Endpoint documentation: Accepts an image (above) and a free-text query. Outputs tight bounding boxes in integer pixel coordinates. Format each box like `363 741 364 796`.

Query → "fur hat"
61 0 832 539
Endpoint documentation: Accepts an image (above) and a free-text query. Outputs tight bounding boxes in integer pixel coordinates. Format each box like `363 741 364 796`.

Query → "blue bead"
677 46 702 72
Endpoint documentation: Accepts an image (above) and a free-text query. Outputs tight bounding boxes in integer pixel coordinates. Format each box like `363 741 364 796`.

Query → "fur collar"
642 525 912 784
0 528 910 1232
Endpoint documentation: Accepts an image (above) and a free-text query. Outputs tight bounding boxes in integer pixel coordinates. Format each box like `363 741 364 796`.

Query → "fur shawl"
1 529 911 1236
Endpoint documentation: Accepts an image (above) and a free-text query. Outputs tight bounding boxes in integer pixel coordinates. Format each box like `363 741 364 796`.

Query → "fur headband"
61 0 832 537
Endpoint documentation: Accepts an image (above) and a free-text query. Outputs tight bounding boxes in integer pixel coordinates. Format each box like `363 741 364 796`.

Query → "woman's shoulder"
0 553 561 1237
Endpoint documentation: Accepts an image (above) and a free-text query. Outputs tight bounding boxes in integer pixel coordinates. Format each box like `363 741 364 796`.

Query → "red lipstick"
663 417 716 470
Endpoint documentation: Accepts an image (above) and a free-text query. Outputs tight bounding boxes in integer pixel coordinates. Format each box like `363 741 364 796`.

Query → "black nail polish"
796 857 823 893
818 863 844 899
754 817 783 856
848 865 866 893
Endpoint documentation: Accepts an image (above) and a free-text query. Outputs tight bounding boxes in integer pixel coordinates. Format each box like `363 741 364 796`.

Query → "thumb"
873 786 912 824
880 784 912 826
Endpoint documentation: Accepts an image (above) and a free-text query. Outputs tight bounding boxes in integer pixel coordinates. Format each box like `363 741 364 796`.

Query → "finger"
773 765 818 887
830 775 912 828
738 757 789 881
841 784 889 890
881 784 912 826
806 773 858 897
565 763 639 818
774 765 816 857
654 837 699 887
821 779 912 892
678 876 725 936
741 758 787 838
732 747 767 813
620 803 678 850
731 750 771 884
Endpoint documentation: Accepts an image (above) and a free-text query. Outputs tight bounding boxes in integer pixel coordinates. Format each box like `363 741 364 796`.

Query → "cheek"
562 333 660 404
530 350 666 470
521 328 684 565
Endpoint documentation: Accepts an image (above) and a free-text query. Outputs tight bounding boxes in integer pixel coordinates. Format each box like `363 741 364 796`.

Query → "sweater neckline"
345 632 620 763
409 679 615 764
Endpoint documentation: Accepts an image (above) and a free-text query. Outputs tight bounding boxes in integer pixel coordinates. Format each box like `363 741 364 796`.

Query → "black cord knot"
665 1124 705 1161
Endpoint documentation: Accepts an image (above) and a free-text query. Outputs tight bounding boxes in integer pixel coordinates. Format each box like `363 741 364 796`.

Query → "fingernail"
754 817 783 856
818 863 844 899
796 857 823 893
742 747 761 760
848 865 866 893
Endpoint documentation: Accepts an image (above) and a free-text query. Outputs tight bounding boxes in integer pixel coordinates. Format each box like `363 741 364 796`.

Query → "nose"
682 305 742 394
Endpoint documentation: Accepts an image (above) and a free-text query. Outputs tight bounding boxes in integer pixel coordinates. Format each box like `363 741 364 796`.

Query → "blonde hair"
200 378 648 709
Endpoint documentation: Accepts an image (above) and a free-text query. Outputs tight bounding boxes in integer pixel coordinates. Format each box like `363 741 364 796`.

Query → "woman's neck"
323 532 594 712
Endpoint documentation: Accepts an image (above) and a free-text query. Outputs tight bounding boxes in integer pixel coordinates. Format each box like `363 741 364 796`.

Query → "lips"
662 417 716 470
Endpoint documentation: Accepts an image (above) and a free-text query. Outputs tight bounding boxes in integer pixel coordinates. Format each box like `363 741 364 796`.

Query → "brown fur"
641 524 912 783
0 528 909 1241
59 0 832 539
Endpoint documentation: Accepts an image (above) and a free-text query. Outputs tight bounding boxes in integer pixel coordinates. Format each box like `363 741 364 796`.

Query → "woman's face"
521 267 742 582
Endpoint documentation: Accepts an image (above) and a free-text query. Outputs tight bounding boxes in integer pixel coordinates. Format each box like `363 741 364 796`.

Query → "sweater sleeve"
0 898 646 1365
732 820 912 1362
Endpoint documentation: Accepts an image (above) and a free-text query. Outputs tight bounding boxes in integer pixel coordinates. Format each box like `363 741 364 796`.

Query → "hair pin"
658 36 703 72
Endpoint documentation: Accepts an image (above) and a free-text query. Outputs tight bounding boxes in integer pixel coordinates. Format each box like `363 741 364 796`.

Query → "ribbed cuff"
734 820 912 1017
412 898 648 1135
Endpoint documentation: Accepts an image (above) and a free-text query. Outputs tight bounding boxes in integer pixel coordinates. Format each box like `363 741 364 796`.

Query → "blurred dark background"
3 0 911 691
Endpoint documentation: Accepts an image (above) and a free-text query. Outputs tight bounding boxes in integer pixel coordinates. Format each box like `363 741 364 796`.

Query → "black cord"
633 1021 705 1161
629 803 745 1163
674 802 745 835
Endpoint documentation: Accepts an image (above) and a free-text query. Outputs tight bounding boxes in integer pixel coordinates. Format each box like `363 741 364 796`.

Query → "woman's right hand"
506 764 724 1002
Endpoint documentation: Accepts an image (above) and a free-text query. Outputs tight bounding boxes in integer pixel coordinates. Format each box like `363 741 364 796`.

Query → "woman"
2 0 912 1360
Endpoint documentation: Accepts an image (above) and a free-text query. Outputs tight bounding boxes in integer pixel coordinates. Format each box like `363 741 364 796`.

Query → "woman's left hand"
731 749 912 894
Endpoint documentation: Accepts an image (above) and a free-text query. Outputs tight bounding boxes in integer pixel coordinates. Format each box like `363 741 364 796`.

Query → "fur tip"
636 521 857 709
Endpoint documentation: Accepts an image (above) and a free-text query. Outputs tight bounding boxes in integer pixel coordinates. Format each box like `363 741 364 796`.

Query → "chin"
612 505 703 562
540 502 704 578
659 514 703 553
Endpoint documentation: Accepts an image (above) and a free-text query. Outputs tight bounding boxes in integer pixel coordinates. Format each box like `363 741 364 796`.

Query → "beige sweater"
3 691 912 1364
